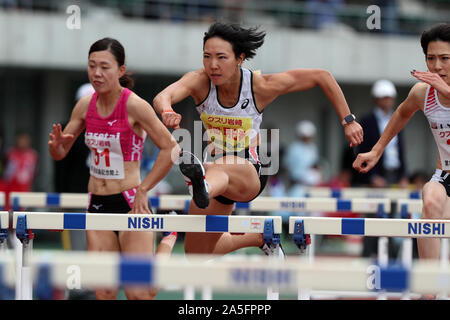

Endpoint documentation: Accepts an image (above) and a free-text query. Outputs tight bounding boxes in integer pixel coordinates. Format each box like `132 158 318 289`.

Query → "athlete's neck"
97 86 124 115
217 68 241 103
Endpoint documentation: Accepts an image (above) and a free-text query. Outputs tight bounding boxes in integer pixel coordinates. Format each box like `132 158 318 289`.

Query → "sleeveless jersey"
84 88 145 179
423 85 450 170
196 68 263 153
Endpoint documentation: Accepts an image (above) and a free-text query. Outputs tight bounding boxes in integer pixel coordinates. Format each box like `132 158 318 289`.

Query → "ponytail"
120 71 134 89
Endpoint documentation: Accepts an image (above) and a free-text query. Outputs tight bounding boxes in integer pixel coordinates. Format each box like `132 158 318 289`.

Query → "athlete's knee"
422 193 446 219
95 289 118 300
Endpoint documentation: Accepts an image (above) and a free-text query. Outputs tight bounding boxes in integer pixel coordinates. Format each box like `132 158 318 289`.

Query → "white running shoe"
179 151 210 209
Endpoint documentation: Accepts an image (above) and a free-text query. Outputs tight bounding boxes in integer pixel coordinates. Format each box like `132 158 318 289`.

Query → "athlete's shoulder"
408 82 429 103
72 92 93 119
183 69 210 84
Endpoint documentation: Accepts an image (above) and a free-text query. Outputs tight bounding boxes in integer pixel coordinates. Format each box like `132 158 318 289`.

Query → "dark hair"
88 37 134 89
203 22 266 60
420 23 450 55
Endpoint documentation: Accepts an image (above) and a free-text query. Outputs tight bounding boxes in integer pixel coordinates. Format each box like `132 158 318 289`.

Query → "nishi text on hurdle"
408 222 446 236
128 217 164 230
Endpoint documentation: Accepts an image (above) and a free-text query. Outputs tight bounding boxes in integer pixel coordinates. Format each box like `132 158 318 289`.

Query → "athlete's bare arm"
353 83 427 173
48 95 89 161
253 68 363 147
153 70 210 129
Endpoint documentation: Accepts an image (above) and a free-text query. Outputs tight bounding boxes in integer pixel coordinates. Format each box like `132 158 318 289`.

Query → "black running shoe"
179 151 210 209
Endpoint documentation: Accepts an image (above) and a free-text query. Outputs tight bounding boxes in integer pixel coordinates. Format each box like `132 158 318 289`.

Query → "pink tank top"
84 88 145 180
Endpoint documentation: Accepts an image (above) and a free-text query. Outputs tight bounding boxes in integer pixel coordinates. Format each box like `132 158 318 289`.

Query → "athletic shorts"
430 169 450 197
87 187 137 235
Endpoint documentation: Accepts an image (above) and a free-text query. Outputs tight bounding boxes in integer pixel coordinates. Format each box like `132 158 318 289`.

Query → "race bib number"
85 132 124 179
200 112 254 152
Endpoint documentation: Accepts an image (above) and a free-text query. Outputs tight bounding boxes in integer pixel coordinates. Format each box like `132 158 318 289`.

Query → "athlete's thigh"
208 156 260 201
86 230 120 252
185 199 234 253
119 228 155 255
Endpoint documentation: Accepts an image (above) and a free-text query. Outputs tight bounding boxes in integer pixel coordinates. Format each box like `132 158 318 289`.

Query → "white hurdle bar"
289 216 450 299
12 212 282 300
9 192 391 214
303 187 422 200
12 212 281 234
1 251 450 298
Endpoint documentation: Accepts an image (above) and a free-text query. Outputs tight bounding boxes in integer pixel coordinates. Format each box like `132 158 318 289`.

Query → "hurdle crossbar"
289 216 450 238
304 187 421 200
398 199 423 216
2 251 450 295
12 212 282 234
10 192 391 215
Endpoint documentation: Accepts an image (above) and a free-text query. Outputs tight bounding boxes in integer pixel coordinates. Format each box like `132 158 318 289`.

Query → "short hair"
203 22 266 60
420 23 450 55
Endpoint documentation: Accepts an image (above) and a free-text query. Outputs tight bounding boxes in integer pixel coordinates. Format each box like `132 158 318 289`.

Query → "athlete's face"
88 50 125 93
426 40 450 85
203 37 244 86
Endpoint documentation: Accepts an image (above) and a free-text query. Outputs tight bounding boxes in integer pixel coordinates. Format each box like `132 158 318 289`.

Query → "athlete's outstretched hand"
48 123 74 160
411 70 450 99
352 150 381 174
131 187 153 214
344 121 364 147
161 110 182 130
48 123 74 146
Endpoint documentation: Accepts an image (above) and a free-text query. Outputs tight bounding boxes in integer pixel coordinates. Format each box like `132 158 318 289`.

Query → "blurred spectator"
2 131 39 209
305 0 345 29
223 0 248 24
283 120 321 188
353 79 409 188
345 80 408 259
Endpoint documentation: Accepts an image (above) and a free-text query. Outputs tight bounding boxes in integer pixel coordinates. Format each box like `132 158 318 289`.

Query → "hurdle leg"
438 239 449 300
377 237 388 300
266 287 279 300
297 236 313 300
184 286 195 300
14 235 22 300
21 238 33 300
401 238 413 300
201 286 212 300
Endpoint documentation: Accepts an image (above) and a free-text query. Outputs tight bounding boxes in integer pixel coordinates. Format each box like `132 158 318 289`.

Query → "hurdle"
0 192 4 210
289 216 450 299
10 192 392 214
0 211 8 251
303 187 422 200
1 250 450 299
12 211 282 300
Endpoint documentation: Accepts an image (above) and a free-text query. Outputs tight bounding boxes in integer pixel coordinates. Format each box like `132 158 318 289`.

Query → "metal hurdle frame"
2 250 450 299
0 211 8 251
12 211 283 300
290 216 450 299
9 192 392 299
